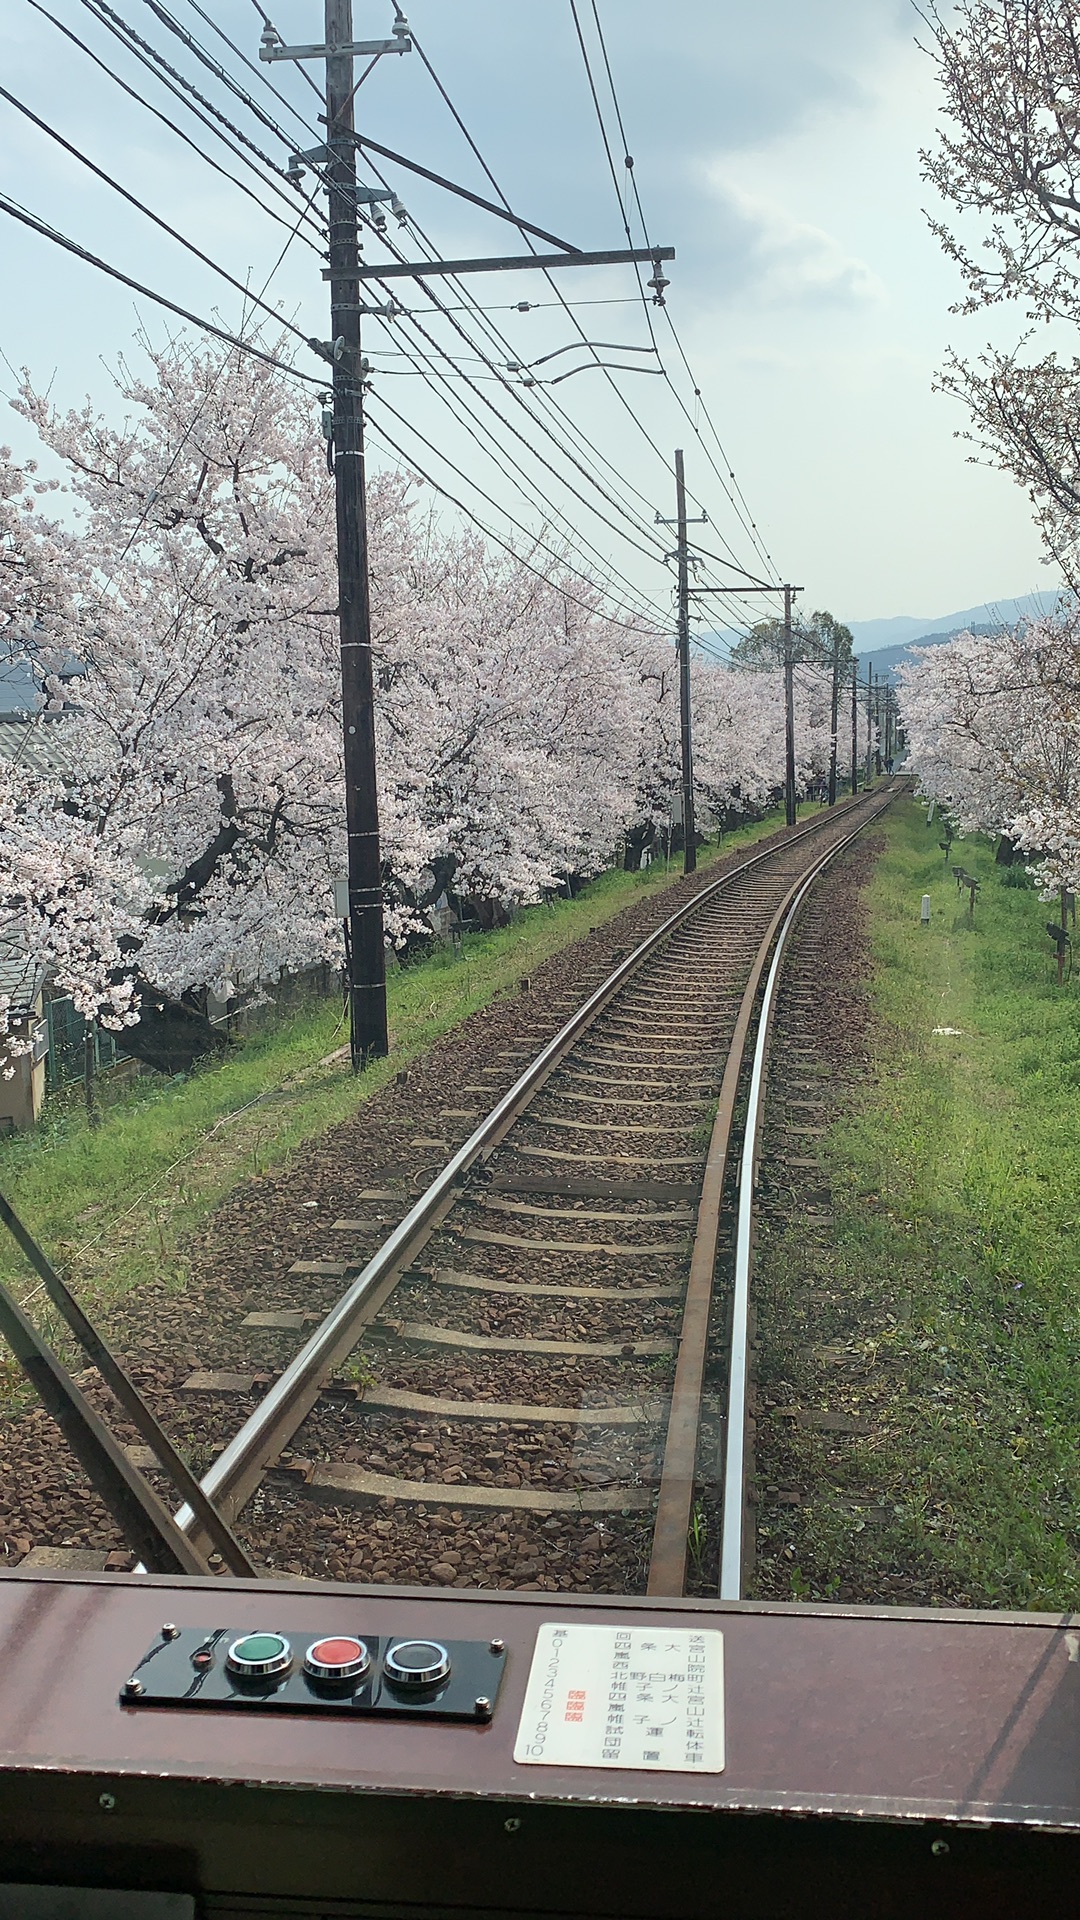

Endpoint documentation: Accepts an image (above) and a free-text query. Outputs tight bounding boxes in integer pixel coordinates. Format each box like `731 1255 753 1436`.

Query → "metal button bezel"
226 1632 292 1678
383 1639 451 1689
304 1636 371 1684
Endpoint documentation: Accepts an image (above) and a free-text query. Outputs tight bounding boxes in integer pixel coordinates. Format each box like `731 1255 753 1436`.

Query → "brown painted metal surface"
0 1574 1078 1915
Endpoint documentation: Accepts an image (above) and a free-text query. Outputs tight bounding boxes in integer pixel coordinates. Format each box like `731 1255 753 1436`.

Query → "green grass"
0 803 813 1356
766 798 1080 1610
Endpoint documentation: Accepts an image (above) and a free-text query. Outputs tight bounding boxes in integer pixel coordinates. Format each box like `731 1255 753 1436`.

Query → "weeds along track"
160 787 900 1596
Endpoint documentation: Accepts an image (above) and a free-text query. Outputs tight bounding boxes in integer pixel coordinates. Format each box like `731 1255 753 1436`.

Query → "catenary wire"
363 318 671 620
571 0 781 583
74 0 328 244
364 407 660 635
25 1 678 611
61 2 761 615
368 387 664 624
151 2 685 576
404 25 770 588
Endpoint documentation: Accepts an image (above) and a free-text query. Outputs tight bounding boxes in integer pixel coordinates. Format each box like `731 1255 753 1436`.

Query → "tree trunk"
118 978 231 1076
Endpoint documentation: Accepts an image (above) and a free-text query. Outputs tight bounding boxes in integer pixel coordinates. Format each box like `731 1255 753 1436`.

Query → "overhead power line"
152 0 684 581
0 82 316 353
25 0 324 254
74 0 327 243
0 189 323 387
571 0 782 585
365 409 660 635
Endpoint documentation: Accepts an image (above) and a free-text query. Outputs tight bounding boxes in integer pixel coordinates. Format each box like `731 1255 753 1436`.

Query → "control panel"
120 1622 506 1721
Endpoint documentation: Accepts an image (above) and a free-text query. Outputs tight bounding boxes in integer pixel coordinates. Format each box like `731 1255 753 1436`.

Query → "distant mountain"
846 591 1066 681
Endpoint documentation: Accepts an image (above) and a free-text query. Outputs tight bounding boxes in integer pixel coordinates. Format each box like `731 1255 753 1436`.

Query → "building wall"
0 1008 46 1133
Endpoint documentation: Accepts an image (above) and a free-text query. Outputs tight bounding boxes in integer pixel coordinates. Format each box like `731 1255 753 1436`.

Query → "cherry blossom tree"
1 332 805 1073
899 612 1080 894
921 0 1080 587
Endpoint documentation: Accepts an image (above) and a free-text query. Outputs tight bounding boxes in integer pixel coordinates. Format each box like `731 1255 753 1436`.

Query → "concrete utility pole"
324 0 388 1068
656 453 707 875
850 661 859 797
261 4 412 1069
264 9 672 1062
674 450 697 874
783 584 797 827
827 628 841 807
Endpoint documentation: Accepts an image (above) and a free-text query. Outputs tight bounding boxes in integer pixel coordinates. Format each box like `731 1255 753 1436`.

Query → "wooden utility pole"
674 450 696 873
325 0 388 1069
783 584 797 826
850 661 859 796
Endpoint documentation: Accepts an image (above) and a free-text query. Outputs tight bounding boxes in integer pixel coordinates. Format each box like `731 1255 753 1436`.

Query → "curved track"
172 784 900 1593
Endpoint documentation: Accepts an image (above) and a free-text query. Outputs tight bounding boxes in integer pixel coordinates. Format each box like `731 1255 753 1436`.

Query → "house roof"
0 929 44 1015
0 715 88 779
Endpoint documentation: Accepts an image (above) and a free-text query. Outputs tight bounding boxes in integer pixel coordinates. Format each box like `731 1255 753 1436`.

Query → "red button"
304 1635 370 1682
310 1638 362 1666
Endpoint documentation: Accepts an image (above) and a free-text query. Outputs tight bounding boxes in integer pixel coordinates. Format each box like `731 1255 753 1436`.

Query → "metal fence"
43 995 124 1090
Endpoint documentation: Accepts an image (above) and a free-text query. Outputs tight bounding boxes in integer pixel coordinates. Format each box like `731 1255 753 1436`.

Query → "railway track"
157 781 899 1596
0 785 899 1592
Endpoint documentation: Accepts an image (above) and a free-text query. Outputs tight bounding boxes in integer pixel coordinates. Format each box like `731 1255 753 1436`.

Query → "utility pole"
262 11 674 1066
324 0 388 1068
827 627 841 807
850 660 859 797
674 450 696 873
783 584 797 827
865 664 875 785
656 453 707 875
687 577 803 826
262 3 411 1068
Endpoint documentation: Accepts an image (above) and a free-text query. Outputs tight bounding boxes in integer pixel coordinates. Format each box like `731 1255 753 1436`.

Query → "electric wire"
25 1 764 624
404 25 771 595
570 0 781 584
29 0 677 606
0 81 318 353
149 1 685 579
367 387 658 623
336 151 680 571
24 0 325 256
85 197 316 616
364 407 659 635
123 0 678 588
363 312 671 622
581 0 779 578
74 0 327 245
0 188 323 387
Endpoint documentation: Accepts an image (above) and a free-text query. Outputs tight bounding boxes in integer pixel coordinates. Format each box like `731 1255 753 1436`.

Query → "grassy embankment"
768 798 1080 1609
0 804 817 1344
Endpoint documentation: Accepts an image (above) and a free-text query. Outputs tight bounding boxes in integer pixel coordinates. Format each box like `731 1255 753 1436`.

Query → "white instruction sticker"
513 1623 724 1773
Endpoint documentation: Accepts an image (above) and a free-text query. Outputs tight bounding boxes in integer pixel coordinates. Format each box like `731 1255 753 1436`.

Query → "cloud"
702 181 887 309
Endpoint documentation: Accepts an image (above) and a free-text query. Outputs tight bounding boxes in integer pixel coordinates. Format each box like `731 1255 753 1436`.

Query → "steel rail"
0 1192 257 1578
717 790 902 1597
173 789 888 1547
0 1270 211 1576
647 787 898 1596
718 871 816 1599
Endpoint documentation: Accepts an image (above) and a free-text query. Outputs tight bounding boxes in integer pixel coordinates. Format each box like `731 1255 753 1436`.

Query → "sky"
0 0 1055 636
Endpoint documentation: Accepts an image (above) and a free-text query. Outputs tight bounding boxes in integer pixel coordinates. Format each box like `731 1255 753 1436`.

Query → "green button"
233 1634 285 1662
